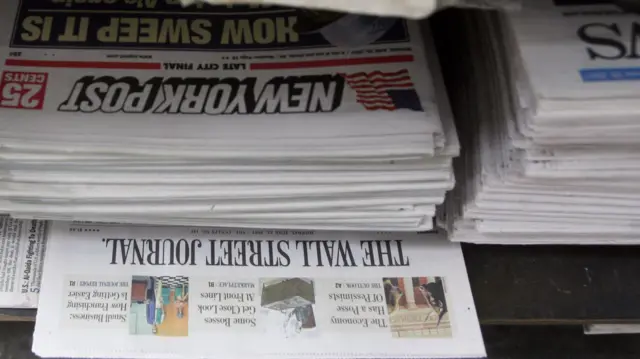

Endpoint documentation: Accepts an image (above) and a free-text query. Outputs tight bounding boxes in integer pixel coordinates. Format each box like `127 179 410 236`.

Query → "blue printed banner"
580 67 640 82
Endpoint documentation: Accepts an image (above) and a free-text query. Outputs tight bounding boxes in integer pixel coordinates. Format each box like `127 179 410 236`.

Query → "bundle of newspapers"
440 0 640 244
0 0 459 231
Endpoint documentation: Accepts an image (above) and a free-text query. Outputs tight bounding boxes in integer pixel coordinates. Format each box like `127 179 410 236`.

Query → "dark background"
2 322 640 358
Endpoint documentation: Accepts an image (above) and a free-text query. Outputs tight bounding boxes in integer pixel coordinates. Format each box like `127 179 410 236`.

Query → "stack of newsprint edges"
0 0 459 232
32 221 485 358
440 0 640 244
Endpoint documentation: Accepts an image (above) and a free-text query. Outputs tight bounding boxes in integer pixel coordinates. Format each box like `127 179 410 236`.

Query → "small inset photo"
129 276 189 337
259 278 317 338
383 277 451 338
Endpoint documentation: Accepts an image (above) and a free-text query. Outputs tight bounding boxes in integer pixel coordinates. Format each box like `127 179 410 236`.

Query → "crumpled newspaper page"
179 0 519 19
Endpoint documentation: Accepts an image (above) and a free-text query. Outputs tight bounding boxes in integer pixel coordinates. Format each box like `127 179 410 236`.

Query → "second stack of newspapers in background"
440 0 640 244
0 0 458 232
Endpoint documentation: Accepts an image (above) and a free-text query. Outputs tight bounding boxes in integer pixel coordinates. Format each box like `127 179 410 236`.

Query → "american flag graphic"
340 69 423 111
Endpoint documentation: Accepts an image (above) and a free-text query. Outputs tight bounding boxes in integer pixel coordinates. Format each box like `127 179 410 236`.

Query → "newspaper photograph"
0 216 47 309
33 222 485 358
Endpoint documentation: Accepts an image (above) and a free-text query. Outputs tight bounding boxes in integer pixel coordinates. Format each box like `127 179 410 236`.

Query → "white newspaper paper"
511 0 640 114
33 222 485 358
0 217 47 308
0 0 444 156
181 0 520 19
183 0 438 19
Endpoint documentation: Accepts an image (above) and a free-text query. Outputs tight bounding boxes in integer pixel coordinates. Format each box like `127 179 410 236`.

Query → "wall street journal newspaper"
0 217 47 308
33 222 485 358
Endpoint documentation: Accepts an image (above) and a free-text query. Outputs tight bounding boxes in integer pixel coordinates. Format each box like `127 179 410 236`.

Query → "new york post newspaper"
33 222 484 358
0 0 442 150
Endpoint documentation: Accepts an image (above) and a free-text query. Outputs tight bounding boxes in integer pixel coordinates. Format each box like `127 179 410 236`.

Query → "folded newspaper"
32 223 485 358
0 0 459 231
179 0 520 19
439 0 640 244
0 217 46 308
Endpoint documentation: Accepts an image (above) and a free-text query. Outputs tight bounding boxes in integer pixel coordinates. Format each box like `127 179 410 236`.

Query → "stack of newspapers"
440 0 640 244
0 0 459 231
